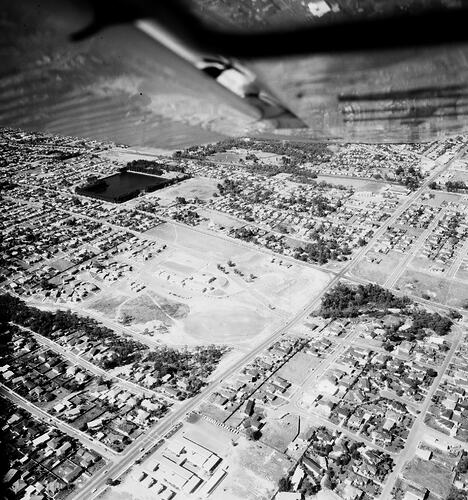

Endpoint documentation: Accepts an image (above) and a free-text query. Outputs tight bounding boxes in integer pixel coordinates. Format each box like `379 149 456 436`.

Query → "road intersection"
2 148 466 500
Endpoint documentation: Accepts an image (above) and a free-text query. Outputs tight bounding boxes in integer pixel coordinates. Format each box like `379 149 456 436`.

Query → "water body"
78 171 171 203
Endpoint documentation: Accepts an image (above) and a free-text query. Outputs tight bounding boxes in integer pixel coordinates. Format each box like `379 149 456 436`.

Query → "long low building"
154 456 198 491
166 435 221 471
200 467 227 496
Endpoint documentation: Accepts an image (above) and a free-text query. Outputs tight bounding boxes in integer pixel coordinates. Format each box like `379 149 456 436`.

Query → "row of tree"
174 138 332 165
0 294 226 396
429 180 468 192
123 159 187 175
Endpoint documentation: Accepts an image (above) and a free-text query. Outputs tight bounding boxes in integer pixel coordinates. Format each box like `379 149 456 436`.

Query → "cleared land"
351 250 402 285
316 175 388 192
211 438 293 500
396 268 468 309
80 221 330 348
146 176 219 207
276 351 322 385
260 412 300 453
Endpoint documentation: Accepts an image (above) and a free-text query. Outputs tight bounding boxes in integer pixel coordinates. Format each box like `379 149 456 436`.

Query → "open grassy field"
396 268 468 309
455 262 468 283
277 351 322 385
119 293 175 326
260 412 300 453
316 175 388 192
423 191 461 207
350 250 402 285
146 176 219 207
137 222 330 346
82 221 330 348
402 457 454 498
87 293 130 319
210 148 284 165
197 208 246 233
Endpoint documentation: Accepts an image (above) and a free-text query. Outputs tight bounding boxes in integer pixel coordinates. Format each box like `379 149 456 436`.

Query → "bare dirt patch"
260 412 300 453
212 437 293 500
119 293 173 326
151 177 219 206
146 290 190 319
182 301 269 344
87 293 129 319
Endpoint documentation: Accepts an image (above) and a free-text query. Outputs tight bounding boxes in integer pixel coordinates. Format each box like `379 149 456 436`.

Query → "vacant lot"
142 222 330 347
455 261 468 283
351 250 402 285
181 300 270 344
210 149 284 166
402 457 454 498
260 412 300 453
316 175 387 192
87 293 129 319
150 176 219 206
424 191 460 208
213 437 293 500
277 352 321 386
119 293 173 326
396 269 468 309
147 290 190 319
49 258 73 272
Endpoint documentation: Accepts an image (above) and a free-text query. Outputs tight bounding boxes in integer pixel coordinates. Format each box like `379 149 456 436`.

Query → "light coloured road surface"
384 207 447 289
70 172 450 499
378 323 465 499
14 148 463 499
70 279 336 499
446 237 468 278
0 384 115 459
350 272 467 315
294 404 398 458
22 325 166 401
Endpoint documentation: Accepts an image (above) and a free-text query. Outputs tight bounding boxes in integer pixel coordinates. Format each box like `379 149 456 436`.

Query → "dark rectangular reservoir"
76 171 172 203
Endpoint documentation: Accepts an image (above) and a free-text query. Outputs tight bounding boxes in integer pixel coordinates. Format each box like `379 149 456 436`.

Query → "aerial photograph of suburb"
2 1 468 500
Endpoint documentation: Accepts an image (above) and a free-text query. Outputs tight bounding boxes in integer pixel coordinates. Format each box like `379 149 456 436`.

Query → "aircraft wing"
1 0 468 147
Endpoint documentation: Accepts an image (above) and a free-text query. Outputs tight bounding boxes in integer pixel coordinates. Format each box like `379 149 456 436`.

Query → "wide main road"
0 385 115 459
377 322 466 500
71 160 454 499
71 152 459 499
71 272 339 500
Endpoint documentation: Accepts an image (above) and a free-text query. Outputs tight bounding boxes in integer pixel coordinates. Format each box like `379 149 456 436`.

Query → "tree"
448 309 462 320
447 487 468 500
246 428 261 441
278 477 291 492
457 455 468 474
358 237 367 247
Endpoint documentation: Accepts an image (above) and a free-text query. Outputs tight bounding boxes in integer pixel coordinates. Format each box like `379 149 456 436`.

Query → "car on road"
92 488 97 493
